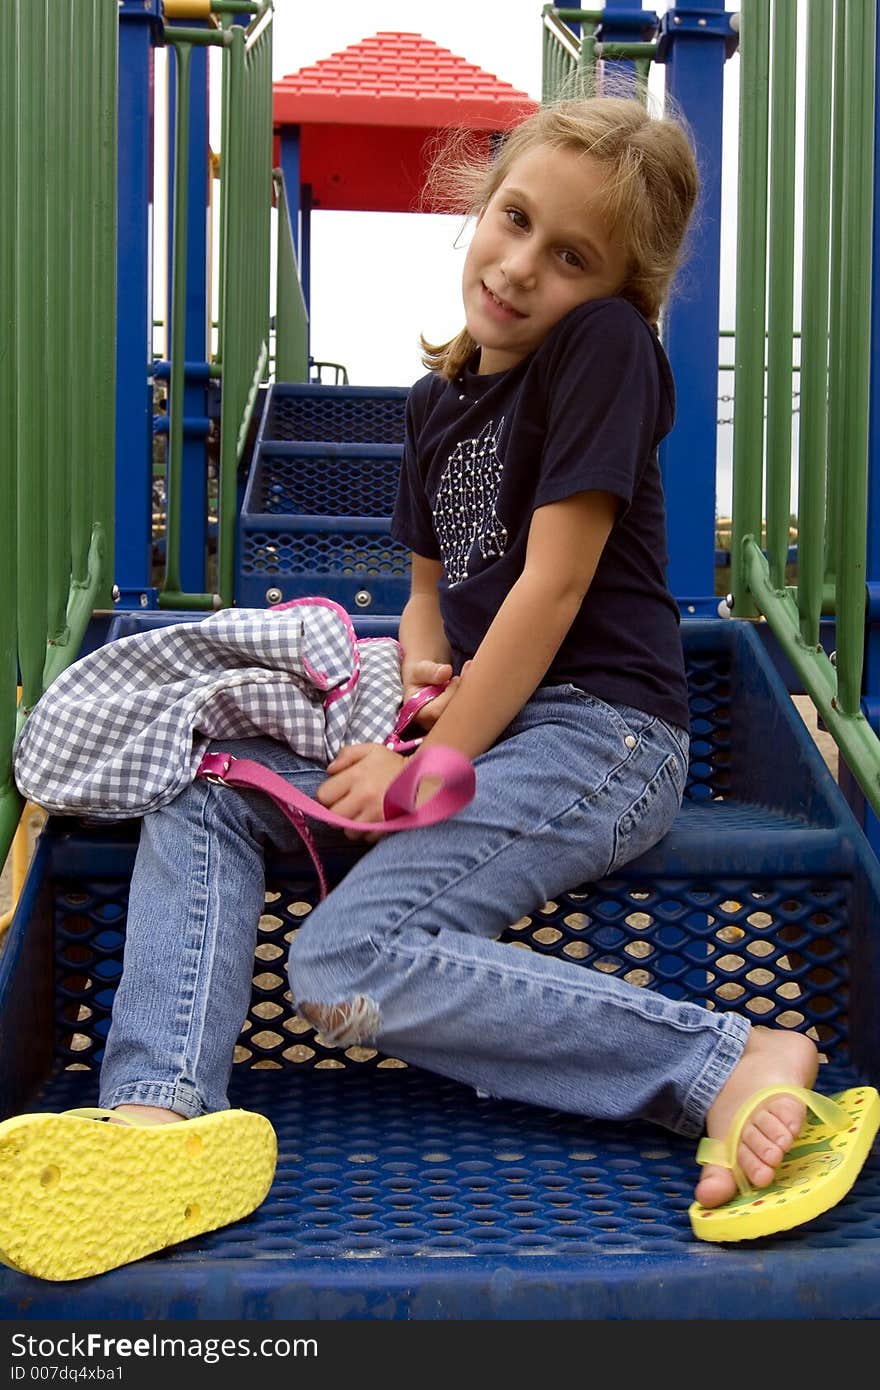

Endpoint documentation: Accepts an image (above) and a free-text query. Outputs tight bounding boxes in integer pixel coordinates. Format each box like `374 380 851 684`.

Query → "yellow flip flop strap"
63 1106 166 1128
696 1085 849 1196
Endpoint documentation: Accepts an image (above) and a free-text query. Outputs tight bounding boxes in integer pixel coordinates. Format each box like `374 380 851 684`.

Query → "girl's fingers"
316 776 343 808
326 744 369 773
419 678 461 726
404 659 453 690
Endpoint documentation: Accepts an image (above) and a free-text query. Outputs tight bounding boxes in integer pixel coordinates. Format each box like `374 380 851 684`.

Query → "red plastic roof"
273 31 536 130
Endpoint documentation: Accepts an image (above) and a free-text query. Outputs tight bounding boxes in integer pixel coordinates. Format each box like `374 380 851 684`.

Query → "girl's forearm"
398 592 453 672
419 570 582 760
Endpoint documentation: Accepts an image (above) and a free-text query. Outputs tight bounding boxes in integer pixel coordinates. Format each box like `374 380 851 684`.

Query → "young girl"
0 95 840 1281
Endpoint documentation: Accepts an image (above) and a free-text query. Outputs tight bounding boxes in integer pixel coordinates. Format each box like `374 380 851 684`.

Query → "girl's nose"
500 252 537 289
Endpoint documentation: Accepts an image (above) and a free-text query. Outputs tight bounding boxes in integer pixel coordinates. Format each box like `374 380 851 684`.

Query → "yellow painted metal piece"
163 0 212 18
0 685 45 939
0 806 44 938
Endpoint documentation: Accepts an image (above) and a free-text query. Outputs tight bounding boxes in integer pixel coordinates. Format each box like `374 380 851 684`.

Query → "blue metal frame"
655 0 737 613
114 1 162 608
5 616 880 1318
596 1 659 53
278 126 301 258
278 126 310 365
165 37 211 595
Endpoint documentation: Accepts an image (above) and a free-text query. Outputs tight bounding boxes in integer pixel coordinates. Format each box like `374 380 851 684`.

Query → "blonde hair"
420 92 699 379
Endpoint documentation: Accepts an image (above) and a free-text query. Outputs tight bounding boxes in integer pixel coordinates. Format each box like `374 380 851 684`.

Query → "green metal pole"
744 541 880 816
274 176 309 383
835 0 875 716
765 0 797 592
825 0 848 589
542 11 553 103
258 28 272 380
214 22 232 367
16 1 48 719
84 0 101 590
67 8 88 598
45 0 71 645
731 0 771 619
0 1 20 859
595 42 656 59
796 0 833 650
92 0 118 612
579 23 597 98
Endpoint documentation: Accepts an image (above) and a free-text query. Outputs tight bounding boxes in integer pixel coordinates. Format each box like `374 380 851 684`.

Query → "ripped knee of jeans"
298 994 381 1048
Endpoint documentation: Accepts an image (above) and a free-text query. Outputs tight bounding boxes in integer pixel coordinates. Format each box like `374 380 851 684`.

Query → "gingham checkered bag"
13 598 427 820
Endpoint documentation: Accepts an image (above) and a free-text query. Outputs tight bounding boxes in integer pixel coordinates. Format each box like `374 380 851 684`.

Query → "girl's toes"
739 1124 783 1186
694 1164 736 1208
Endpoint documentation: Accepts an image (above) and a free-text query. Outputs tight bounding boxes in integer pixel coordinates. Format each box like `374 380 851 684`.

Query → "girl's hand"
401 659 472 732
317 743 406 843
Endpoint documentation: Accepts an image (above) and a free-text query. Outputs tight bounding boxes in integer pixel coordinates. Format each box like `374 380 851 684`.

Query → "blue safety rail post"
546 3 738 616
595 0 656 81
656 0 739 614
277 124 312 363
159 30 212 595
115 1 164 609
840 0 880 857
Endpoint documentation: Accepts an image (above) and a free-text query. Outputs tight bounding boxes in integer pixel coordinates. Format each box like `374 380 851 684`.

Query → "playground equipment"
3 0 880 1319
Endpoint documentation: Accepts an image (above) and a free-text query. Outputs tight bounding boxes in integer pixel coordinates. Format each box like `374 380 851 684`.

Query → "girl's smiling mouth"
481 282 527 319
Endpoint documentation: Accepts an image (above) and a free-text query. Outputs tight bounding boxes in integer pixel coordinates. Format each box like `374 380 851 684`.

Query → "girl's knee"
288 914 382 1045
296 994 381 1047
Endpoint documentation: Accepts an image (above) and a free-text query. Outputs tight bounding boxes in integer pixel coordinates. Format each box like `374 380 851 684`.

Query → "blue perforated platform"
3 618 880 1317
5 1063 880 1319
238 384 411 613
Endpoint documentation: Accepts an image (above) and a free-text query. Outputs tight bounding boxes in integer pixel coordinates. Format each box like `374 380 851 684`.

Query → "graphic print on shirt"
433 418 509 587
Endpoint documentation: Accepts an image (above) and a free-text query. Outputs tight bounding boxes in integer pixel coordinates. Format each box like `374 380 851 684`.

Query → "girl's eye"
506 208 528 229
560 249 585 270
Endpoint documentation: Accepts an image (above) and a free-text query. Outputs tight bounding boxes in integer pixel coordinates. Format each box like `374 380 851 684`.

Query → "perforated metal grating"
241 530 411 579
37 1063 880 1262
683 650 731 801
252 450 402 515
53 865 853 1075
50 638 853 1071
263 389 407 445
15 615 880 1313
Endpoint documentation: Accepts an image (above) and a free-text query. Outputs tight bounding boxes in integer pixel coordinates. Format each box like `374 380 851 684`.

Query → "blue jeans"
100 685 751 1138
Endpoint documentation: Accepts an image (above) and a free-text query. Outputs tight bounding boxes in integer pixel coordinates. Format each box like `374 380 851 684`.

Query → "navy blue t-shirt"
390 297 689 731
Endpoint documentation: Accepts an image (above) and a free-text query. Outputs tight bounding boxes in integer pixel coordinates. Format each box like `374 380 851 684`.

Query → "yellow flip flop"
0 1106 277 1281
689 1084 880 1242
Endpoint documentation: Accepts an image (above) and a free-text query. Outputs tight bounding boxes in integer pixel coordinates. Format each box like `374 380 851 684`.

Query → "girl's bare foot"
112 1104 184 1125
694 1026 819 1207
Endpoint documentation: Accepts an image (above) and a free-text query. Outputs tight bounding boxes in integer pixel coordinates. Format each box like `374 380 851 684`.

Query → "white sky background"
267 0 736 388
266 0 756 520
154 1 812 516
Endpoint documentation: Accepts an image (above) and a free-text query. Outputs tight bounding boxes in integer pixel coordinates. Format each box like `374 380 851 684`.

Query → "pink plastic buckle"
197 751 236 784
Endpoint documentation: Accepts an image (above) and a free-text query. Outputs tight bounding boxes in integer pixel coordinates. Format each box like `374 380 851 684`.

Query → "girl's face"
462 142 628 375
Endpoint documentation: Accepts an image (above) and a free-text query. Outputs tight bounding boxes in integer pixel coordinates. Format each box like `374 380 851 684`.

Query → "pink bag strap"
196 742 475 900
382 682 448 752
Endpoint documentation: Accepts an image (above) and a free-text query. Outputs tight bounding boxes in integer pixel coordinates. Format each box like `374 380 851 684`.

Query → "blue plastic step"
238 384 410 612
2 617 880 1317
